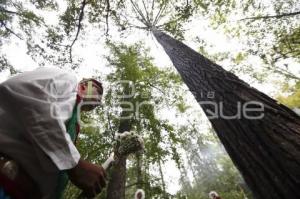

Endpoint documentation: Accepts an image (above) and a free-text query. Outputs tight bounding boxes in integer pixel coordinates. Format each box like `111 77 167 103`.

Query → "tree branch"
141 0 151 23
145 81 165 95
0 21 23 40
105 0 110 36
129 0 149 26
0 7 20 15
125 181 148 188
153 2 167 26
241 11 300 21
69 0 87 63
272 67 300 80
150 0 155 21
128 24 148 30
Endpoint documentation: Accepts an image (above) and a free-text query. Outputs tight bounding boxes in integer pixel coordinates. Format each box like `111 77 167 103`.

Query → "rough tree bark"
136 153 143 189
152 29 300 199
106 119 132 199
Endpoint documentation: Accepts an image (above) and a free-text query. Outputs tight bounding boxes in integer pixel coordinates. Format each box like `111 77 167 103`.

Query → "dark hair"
80 78 103 95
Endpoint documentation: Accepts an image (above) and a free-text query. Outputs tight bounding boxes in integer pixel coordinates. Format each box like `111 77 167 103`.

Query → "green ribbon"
55 106 78 199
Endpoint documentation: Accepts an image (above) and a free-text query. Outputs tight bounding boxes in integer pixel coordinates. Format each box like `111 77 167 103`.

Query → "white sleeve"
0 68 80 170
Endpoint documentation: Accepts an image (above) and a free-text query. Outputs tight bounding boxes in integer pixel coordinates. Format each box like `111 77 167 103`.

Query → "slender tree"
106 119 132 199
103 42 185 199
152 29 300 199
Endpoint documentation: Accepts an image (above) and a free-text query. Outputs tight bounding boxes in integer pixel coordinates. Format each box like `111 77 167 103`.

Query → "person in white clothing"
0 67 106 199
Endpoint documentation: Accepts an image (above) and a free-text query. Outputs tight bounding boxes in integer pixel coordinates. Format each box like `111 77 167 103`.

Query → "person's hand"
67 159 107 197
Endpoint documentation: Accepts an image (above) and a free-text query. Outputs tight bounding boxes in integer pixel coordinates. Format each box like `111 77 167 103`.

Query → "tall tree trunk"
152 29 300 199
136 153 143 189
144 159 151 198
106 119 132 199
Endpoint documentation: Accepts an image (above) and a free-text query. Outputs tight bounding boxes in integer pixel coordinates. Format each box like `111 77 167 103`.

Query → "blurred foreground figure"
0 67 106 199
209 191 221 199
135 189 145 199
